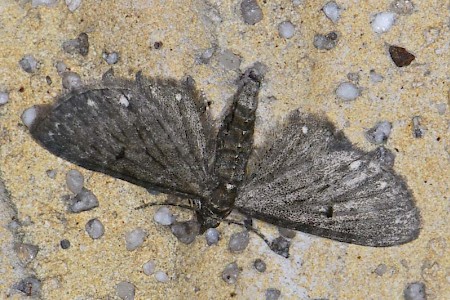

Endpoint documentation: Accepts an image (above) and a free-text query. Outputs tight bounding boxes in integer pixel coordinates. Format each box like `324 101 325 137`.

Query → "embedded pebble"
265 288 281 300
374 263 388 276
435 103 446 115
67 187 99 213
241 0 263 25
369 70 384 83
336 82 360 101
55 61 68 75
278 227 296 239
153 206 175 226
404 282 426 300
32 0 57 7
116 281 135 300
412 116 425 138
170 220 200 244
371 12 396 33
125 227 148 251
253 258 266 272
14 243 39 265
19 55 38 73
205 228 220 246
222 262 240 284
270 236 291 258
322 1 341 23
313 32 338 50
46 169 57 179
390 0 415 15
60 239 71 249
278 21 295 39
62 33 89 56
65 0 82 12
85 218 105 239
46 76 52 85
103 51 119 65
228 230 250 253
66 169 84 194
143 260 156 276
62 71 82 90
389 45 415 67
21 106 38 128
0 91 9 105
197 46 216 64
365 121 392 145
155 271 170 283
12 276 41 297
217 49 242 70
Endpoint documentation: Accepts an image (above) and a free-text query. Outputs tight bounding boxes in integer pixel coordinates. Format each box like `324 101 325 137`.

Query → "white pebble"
278 21 295 39
241 0 263 25
116 281 135 300
0 92 9 105
125 227 148 251
62 71 82 90
154 271 169 283
32 0 58 8
85 218 105 239
143 260 156 276
65 0 82 12
153 206 175 225
68 188 99 212
336 82 360 101
371 12 396 33
66 169 84 194
103 51 119 65
322 1 341 23
21 106 38 128
205 228 220 246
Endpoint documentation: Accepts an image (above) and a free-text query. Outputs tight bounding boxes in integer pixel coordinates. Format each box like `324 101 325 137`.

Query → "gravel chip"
253 258 266 272
404 282 426 300
374 263 388 276
19 55 38 73
369 70 384 83
116 281 135 300
197 46 216 64
390 0 415 15
62 71 82 90
365 121 392 145
322 1 341 23
217 49 242 71
13 276 41 297
0 91 9 105
155 271 170 283
125 227 148 251
313 32 338 50
46 169 57 179
153 206 175 226
222 262 240 284
241 0 263 25
55 61 68 75
170 220 200 244
85 218 105 239
371 12 396 33
66 169 84 194
14 243 39 265
67 187 99 213
228 230 250 253
62 32 89 56
60 239 71 249
278 21 295 39
205 228 220 246
265 288 281 300
65 0 82 12
143 260 156 276
103 51 119 65
389 45 415 67
270 236 291 258
336 82 360 101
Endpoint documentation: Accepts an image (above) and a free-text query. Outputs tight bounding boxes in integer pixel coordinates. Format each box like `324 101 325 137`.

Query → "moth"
25 66 420 252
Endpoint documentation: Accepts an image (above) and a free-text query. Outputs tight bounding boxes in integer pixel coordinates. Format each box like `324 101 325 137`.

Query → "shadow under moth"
24 66 420 256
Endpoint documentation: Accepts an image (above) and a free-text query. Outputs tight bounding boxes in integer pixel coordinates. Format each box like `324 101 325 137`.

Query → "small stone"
125 227 148 251
14 243 39 265
60 239 71 249
55 61 68 75
374 264 388 276
270 236 291 258
217 49 242 71
116 281 135 300
228 230 250 253
143 260 156 276
322 1 341 23
389 45 415 67
13 276 41 297
336 82 360 101
155 271 170 283
21 106 38 128
241 0 263 25
313 32 338 50
278 21 295 39
390 0 415 15
31 0 57 8
66 169 84 194
404 282 426 300
265 288 281 300
153 206 175 226
46 169 57 179
412 116 425 138
62 32 89 56
371 12 396 34
197 46 216 64
0 91 9 105
205 228 220 246
253 258 266 272
19 55 39 73
67 187 99 213
85 218 105 239
369 70 384 83
62 71 82 90
65 0 82 12
222 262 240 284
102 51 119 65
365 121 392 145
170 220 200 244
278 227 296 239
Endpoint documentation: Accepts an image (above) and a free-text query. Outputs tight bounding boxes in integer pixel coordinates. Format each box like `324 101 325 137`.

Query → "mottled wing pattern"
236 111 420 246
29 74 214 199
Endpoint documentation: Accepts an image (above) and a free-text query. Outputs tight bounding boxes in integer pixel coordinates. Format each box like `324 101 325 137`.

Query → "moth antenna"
134 201 199 212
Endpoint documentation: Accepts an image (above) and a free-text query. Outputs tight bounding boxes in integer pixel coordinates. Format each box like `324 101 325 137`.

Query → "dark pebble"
12 276 41 297
313 32 338 50
265 288 281 300
389 45 415 67
170 220 200 244
270 236 291 258
60 239 71 249
62 32 89 56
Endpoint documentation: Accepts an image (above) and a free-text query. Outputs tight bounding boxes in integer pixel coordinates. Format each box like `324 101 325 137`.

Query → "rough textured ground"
0 0 448 299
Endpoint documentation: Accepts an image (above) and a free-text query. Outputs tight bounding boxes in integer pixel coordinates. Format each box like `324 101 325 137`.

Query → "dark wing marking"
236 111 420 246
29 75 214 199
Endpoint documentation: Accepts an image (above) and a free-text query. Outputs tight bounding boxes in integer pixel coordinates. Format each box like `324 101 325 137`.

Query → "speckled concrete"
0 0 448 299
